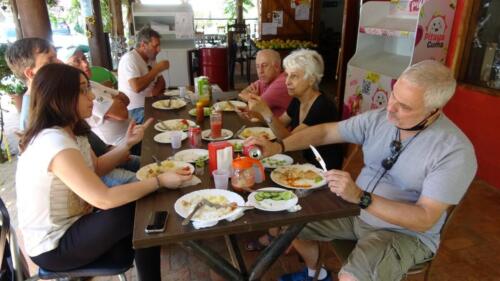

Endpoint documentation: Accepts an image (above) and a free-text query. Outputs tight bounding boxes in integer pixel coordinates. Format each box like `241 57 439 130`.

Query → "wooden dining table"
133 95 360 281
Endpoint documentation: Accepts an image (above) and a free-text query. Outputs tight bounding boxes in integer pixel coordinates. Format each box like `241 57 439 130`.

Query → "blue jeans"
118 155 141 172
129 107 144 124
101 168 137 187
101 156 140 187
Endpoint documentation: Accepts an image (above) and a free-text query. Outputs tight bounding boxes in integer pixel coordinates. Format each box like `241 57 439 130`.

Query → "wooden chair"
327 190 468 281
0 197 132 281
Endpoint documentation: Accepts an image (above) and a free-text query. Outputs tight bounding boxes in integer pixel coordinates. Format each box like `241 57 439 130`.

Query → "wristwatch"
358 191 372 209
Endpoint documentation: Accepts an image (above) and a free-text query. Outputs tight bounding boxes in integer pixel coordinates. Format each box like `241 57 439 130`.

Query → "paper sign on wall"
175 12 194 39
272 10 283 27
295 4 310 20
262 22 278 35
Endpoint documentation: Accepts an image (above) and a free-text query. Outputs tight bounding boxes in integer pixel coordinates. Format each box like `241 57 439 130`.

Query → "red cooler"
200 47 229 91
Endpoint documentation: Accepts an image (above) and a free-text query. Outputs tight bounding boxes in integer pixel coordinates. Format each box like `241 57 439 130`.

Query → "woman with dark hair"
16 63 191 280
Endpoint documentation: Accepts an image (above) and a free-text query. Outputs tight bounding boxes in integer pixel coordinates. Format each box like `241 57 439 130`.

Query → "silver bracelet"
155 176 161 189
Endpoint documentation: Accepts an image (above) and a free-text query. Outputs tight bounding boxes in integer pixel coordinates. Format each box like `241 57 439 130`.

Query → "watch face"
359 192 372 209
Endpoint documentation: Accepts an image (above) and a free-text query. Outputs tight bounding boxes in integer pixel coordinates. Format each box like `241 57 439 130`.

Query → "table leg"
248 223 306 281
181 240 245 281
225 234 248 276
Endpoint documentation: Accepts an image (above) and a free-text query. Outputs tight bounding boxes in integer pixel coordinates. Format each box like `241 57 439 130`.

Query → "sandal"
245 233 275 251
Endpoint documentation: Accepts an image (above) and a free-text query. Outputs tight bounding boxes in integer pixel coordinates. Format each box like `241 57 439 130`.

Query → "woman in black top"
247 49 343 170
244 49 343 251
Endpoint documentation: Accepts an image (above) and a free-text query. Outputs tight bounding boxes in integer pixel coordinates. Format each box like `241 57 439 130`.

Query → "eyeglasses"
381 139 402 170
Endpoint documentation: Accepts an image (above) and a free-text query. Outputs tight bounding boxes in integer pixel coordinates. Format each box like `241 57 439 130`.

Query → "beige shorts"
298 217 434 281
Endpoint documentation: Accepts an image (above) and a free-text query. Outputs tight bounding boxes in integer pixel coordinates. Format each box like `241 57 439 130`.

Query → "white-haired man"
239 49 291 117
247 60 477 281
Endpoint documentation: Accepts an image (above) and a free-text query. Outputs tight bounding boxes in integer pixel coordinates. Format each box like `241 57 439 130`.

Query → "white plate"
152 99 187 110
201 129 233 141
212 100 247 112
247 187 298 212
136 160 194 181
153 131 188 143
238 127 276 141
174 189 245 223
227 139 244 152
154 119 195 132
164 89 194 97
188 107 212 117
261 154 294 169
270 164 327 190
173 149 209 163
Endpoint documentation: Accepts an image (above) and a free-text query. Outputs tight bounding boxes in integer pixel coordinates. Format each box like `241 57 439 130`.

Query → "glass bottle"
196 101 204 125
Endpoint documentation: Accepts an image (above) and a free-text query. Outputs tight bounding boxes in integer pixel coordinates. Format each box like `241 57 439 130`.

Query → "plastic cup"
178 86 187 98
189 93 198 105
212 169 229 189
170 131 182 149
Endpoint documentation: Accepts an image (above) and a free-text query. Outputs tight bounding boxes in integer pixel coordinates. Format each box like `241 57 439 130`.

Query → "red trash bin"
200 47 229 91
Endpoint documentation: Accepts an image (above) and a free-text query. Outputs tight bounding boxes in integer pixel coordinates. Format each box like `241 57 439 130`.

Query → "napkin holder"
208 141 233 174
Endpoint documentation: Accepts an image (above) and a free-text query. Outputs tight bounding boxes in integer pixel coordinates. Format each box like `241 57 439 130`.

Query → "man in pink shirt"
239 49 291 117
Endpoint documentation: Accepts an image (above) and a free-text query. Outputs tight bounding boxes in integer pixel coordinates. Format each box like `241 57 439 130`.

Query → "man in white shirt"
118 26 169 124
60 45 130 148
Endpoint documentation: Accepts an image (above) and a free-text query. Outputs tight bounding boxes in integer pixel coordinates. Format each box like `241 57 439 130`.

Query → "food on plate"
181 195 237 220
254 191 294 201
227 140 244 152
239 128 271 139
188 107 212 116
158 119 190 131
159 99 184 108
273 167 323 188
233 142 243 152
261 157 288 167
215 101 245 111
144 160 192 179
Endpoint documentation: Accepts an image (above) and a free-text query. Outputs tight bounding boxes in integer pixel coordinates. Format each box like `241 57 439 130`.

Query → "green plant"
0 43 26 96
224 0 255 20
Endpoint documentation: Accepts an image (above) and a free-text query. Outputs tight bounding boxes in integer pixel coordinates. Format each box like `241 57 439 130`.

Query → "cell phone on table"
145 211 169 234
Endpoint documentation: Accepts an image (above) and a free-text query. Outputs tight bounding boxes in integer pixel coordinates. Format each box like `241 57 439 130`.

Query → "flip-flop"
245 233 275 251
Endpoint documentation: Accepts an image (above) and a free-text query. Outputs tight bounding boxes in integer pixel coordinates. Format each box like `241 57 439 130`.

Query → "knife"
309 145 327 172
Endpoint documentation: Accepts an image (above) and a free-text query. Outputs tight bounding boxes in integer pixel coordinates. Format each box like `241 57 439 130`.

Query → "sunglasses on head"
381 139 402 170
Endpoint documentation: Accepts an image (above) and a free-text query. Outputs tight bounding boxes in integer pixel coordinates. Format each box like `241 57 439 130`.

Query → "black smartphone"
145 211 169 234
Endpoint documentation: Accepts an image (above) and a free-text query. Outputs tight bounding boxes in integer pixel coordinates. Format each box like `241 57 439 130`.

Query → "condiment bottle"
195 101 204 125
231 157 255 192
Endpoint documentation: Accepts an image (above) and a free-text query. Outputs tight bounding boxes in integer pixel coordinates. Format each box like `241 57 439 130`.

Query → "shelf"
133 12 176 17
160 39 195 49
359 16 417 38
350 52 411 78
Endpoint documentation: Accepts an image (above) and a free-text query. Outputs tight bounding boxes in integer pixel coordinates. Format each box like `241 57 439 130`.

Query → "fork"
226 100 236 110
151 155 162 167
182 201 205 226
156 119 168 130
234 125 247 137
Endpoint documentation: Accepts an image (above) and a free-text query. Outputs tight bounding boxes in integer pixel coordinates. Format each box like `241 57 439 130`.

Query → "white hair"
400 60 456 110
283 49 324 90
